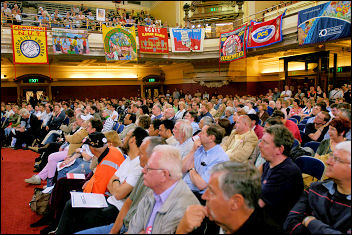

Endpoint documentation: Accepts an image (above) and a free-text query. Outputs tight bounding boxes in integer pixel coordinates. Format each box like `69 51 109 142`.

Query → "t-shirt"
107 156 142 210
285 119 302 143
303 123 329 144
261 158 304 226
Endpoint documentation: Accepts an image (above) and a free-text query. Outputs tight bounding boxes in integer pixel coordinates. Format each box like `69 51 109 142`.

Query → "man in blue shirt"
182 124 229 203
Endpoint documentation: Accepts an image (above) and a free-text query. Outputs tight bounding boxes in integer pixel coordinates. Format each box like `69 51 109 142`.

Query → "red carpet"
1 148 47 234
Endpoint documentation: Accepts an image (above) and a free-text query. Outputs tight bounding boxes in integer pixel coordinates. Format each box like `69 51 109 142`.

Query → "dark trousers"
14 130 34 148
56 199 119 234
36 142 62 170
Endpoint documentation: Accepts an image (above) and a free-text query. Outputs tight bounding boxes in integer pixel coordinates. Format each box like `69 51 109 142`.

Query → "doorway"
23 88 47 103
145 87 160 98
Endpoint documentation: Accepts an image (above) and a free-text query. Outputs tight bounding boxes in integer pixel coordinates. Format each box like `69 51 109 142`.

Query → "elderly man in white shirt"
173 119 194 160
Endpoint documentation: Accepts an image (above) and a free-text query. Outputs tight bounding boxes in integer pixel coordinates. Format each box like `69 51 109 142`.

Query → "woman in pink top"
289 99 302 117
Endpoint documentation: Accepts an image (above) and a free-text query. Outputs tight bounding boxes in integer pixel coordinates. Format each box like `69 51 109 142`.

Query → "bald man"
221 115 258 163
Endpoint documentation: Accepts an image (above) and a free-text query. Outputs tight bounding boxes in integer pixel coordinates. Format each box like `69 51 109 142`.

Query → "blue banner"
297 1 351 45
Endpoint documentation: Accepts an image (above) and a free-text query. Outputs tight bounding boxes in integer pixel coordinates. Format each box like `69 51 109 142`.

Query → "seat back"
291 115 301 123
63 117 70 125
292 138 300 149
304 141 320 153
295 156 325 180
297 124 306 131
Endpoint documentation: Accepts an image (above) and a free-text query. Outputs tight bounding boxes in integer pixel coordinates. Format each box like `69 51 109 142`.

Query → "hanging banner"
297 1 351 45
170 28 205 52
52 28 89 55
102 25 137 61
11 25 48 64
137 26 168 54
219 25 247 63
247 11 285 49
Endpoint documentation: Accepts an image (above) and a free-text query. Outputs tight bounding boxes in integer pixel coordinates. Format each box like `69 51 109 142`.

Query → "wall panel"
1 87 17 103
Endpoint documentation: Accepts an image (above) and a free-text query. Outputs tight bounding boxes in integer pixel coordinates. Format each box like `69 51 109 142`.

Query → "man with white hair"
127 145 200 233
163 107 176 123
223 106 235 125
173 119 194 160
284 141 351 234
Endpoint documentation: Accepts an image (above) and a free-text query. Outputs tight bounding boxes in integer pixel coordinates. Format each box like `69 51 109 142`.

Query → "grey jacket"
127 179 200 234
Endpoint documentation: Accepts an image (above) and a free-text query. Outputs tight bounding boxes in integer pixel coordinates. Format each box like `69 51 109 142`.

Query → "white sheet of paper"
70 192 108 208
42 185 55 194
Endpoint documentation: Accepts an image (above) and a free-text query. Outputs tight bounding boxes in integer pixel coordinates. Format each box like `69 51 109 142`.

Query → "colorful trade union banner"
52 28 89 55
102 24 137 61
297 1 351 45
247 11 285 49
137 26 168 54
219 25 247 63
11 25 48 64
170 28 205 52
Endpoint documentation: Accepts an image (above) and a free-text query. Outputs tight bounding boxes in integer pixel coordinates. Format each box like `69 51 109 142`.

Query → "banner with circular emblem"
11 25 48 64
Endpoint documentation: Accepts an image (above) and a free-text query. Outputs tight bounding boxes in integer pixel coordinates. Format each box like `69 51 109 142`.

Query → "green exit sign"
148 78 156 82
29 78 39 83
210 7 218 12
337 67 342 72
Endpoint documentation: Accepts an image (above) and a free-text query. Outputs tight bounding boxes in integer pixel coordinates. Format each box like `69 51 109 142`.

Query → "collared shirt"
191 122 200 135
165 135 179 146
151 114 162 121
145 182 178 233
175 137 193 160
183 145 229 194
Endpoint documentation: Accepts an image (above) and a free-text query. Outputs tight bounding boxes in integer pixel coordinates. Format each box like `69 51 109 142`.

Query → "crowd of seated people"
1 1 167 30
0 83 351 234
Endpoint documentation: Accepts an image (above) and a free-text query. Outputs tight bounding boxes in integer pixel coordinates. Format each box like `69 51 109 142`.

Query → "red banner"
247 11 285 49
137 26 168 54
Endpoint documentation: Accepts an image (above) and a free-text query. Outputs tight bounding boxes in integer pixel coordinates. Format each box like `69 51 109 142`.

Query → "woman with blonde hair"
175 101 186 120
213 103 226 119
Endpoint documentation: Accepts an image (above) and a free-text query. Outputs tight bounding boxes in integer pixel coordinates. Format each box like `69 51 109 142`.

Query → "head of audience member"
234 115 251 135
224 107 235 118
328 118 351 141
123 113 136 125
152 104 162 117
139 136 165 168
148 119 162 136
199 116 214 130
173 119 193 144
247 114 260 129
264 117 283 129
271 110 287 123
200 103 210 115
103 130 122 148
139 104 149 115
184 111 198 123
19 108 30 119
102 109 112 119
337 108 351 122
200 124 225 150
142 145 183 194
217 118 233 137
122 126 149 154
87 118 103 134
163 108 175 120
258 104 267 113
53 104 61 114
84 132 109 157
259 125 294 167
159 119 175 139
311 102 327 116
136 114 151 130
325 141 351 189
26 104 33 113
201 161 261 233
314 111 331 128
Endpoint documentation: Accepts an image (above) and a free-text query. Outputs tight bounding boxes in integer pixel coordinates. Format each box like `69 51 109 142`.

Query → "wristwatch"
113 179 120 184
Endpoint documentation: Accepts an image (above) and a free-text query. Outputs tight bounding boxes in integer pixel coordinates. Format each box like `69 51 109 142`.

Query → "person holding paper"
55 128 148 234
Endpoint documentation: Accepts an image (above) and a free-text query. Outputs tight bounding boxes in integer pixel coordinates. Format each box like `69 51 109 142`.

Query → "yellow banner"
11 25 48 64
102 24 137 61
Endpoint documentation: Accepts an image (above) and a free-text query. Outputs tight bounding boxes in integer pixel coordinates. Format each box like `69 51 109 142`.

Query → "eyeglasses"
328 153 351 165
144 165 171 176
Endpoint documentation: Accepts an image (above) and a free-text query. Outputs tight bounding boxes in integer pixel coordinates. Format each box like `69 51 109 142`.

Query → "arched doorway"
15 74 52 104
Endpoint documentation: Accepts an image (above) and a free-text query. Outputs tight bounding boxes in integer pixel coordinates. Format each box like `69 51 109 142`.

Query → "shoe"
28 146 40 153
30 215 53 227
25 175 41 185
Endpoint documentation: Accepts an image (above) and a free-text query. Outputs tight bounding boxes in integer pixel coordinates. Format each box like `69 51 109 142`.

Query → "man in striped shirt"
101 109 115 132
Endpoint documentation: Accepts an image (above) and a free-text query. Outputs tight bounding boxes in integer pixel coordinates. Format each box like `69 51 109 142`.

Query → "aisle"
1 148 46 234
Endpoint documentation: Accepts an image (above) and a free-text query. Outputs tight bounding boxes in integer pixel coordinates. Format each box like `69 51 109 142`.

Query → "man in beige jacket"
221 115 258 163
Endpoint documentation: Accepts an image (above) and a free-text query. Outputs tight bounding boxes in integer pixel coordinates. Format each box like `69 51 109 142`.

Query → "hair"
138 114 151 130
186 111 198 121
265 124 294 157
246 114 259 125
259 103 267 111
329 117 351 137
151 119 162 130
339 108 351 121
316 102 327 111
225 106 235 115
217 118 233 136
335 141 351 166
19 108 30 116
265 117 283 126
206 124 225 144
143 136 165 157
320 111 331 122
154 145 183 180
128 113 137 123
103 130 122 147
272 110 285 119
131 126 149 147
65 108 74 118
210 161 261 209
91 105 98 113
160 119 175 132
337 102 351 110
239 115 252 127
200 116 214 126
90 118 103 132
175 119 193 140
140 104 150 115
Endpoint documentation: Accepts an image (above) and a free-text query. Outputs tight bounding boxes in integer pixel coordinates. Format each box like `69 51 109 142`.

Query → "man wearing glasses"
284 141 351 234
127 145 200 234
